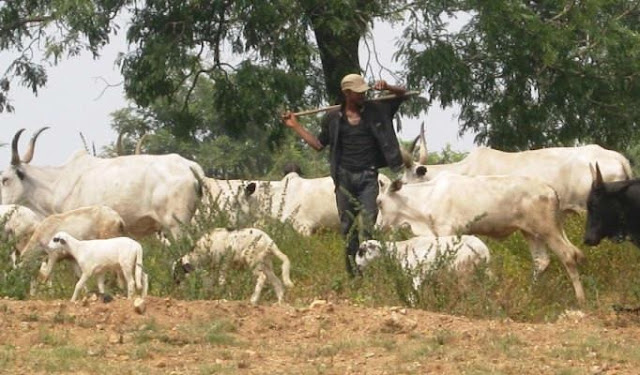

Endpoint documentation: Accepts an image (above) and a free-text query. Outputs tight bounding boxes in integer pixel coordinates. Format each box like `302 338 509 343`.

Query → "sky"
0 16 476 167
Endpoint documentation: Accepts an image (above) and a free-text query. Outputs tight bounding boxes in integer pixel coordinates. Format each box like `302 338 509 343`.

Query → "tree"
3 1 639 152
401 0 640 150
0 0 128 112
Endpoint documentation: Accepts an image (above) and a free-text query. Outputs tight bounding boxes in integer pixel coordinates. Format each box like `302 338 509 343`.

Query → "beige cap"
340 74 370 93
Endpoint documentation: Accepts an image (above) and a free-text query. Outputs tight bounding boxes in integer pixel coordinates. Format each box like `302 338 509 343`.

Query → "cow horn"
10 128 26 166
400 147 413 168
595 162 604 186
408 135 419 155
21 126 49 164
116 130 125 156
418 122 428 165
135 133 150 155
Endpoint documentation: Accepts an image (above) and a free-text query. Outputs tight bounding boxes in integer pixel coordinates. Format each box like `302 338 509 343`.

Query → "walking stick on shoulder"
290 91 421 117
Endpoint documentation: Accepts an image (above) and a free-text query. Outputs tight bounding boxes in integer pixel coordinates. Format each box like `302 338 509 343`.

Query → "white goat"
46 231 148 302
175 228 293 304
21 205 126 283
356 235 491 289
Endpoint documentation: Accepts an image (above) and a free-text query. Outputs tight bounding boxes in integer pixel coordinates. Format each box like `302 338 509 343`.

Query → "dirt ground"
1 297 640 374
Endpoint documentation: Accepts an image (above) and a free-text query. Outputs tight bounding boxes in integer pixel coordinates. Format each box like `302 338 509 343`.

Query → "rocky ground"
1 297 640 374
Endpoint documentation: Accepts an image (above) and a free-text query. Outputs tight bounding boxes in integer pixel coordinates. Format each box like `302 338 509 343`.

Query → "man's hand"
373 80 388 91
281 111 301 129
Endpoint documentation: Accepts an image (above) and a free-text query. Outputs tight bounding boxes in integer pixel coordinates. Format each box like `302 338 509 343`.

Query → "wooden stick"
292 91 421 117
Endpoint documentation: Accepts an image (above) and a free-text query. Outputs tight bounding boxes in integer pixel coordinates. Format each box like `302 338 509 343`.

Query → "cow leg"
545 234 586 305
522 233 551 280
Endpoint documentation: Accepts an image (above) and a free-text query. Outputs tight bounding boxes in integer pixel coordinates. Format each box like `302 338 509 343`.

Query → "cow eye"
1 177 7 186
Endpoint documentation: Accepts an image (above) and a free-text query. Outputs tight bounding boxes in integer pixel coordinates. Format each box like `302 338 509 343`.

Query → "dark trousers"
335 166 379 276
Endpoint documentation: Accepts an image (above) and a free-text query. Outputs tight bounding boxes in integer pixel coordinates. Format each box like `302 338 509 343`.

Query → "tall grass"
3 190 640 323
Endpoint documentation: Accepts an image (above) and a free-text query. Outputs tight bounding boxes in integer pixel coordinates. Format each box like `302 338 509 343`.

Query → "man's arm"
373 80 408 119
282 112 324 151
373 80 407 97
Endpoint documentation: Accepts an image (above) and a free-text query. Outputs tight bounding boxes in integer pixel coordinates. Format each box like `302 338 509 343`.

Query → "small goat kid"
175 228 293 304
47 231 148 302
356 235 491 289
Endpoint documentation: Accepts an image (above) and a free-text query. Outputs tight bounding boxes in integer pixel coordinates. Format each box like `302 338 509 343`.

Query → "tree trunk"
304 4 371 104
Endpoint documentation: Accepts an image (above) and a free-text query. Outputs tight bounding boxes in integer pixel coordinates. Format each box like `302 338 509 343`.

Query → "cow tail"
118 219 126 236
269 241 294 288
190 166 205 198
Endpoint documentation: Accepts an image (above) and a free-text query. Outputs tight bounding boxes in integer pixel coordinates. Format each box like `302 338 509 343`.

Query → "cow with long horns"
1 128 205 239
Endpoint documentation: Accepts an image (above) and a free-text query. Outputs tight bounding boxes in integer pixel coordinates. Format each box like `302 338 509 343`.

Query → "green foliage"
0 0 127 112
3 1 639 153
402 0 640 150
0 230 38 300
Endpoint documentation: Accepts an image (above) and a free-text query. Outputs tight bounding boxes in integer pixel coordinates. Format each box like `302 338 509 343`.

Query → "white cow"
375 174 586 304
356 235 491 289
0 204 41 266
1 128 205 239
175 228 293 304
46 231 148 302
242 172 393 236
202 177 257 224
403 125 632 214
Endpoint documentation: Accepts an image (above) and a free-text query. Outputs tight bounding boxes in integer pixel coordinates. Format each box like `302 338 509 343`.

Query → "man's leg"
336 184 360 277
358 169 380 243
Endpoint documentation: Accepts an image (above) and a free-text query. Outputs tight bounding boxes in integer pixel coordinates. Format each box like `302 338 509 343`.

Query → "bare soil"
1 297 640 374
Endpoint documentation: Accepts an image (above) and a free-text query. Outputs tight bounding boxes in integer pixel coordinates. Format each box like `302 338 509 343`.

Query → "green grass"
3 203 640 323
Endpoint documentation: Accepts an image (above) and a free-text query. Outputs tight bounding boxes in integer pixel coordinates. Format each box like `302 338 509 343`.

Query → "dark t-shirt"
337 117 381 171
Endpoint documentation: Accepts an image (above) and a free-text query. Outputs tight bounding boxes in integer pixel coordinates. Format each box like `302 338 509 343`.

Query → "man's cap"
340 74 370 93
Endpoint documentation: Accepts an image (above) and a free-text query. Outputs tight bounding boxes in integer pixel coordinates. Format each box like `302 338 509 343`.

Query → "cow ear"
244 182 256 196
390 179 403 192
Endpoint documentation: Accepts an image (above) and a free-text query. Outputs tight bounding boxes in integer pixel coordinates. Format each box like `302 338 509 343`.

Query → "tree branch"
93 76 124 100
0 16 53 35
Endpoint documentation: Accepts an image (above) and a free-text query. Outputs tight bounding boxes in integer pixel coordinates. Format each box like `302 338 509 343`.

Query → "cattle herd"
0 127 637 306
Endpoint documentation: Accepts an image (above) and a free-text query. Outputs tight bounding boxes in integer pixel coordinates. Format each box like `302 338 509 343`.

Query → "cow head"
375 180 436 235
584 162 627 246
1 127 49 205
375 179 407 231
401 122 429 183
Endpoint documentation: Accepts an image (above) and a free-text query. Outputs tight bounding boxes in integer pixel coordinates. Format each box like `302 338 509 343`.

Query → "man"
282 73 407 276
